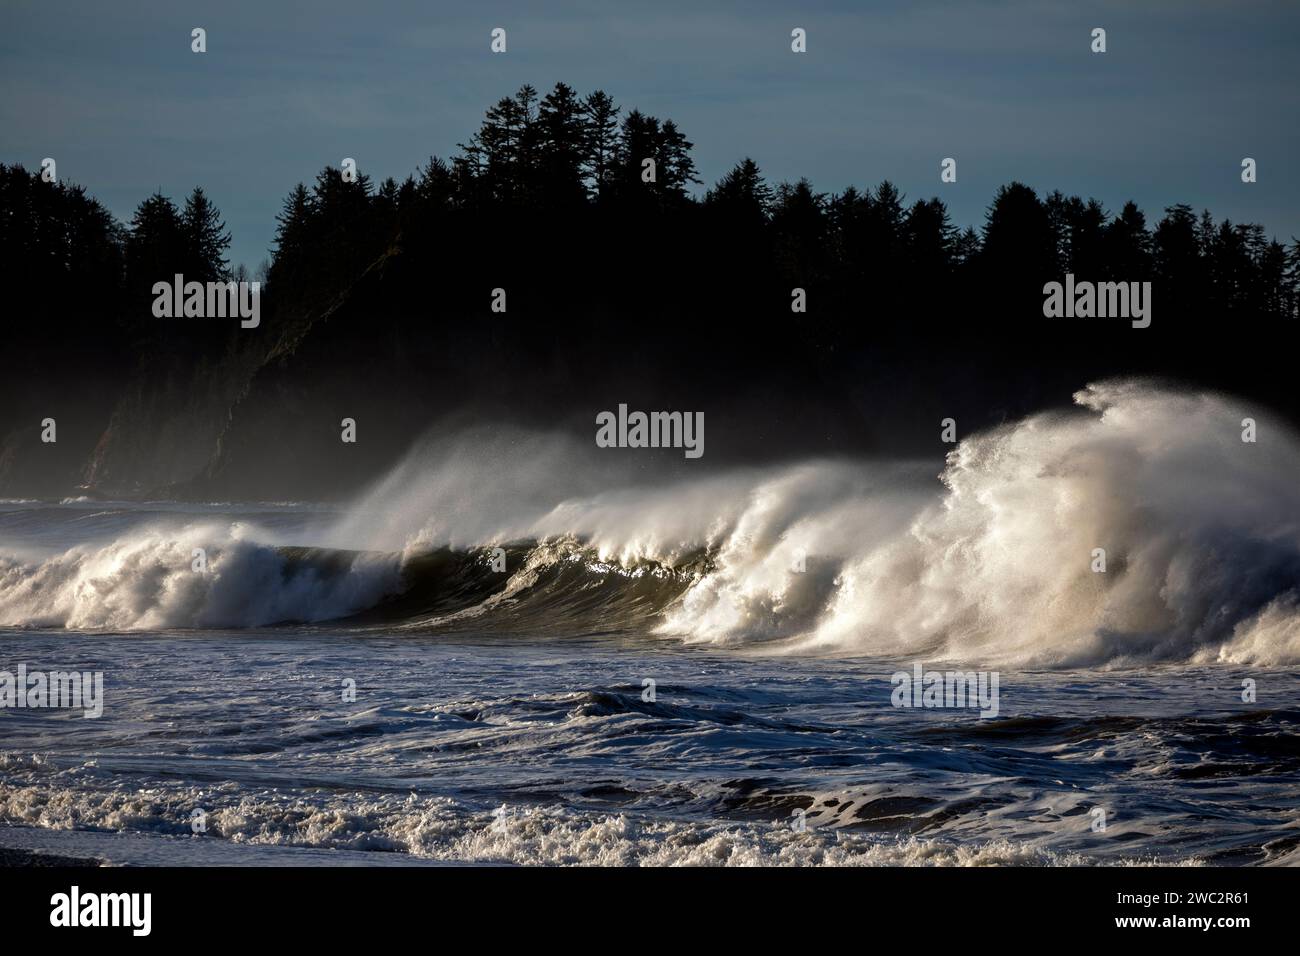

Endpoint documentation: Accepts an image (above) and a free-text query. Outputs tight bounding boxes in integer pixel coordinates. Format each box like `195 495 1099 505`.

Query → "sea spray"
2 381 1299 666
0 522 402 630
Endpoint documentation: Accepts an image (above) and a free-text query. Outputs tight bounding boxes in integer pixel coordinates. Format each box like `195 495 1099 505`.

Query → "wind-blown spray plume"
2 382 1298 666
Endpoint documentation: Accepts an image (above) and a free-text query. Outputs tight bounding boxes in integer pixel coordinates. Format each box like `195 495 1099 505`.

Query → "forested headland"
3 83 1297 499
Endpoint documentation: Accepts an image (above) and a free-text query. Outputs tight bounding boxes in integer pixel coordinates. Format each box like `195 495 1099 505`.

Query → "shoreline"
0 846 102 867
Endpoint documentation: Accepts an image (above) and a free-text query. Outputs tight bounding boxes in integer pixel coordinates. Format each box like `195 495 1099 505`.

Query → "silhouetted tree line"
7 84 1300 499
262 84 1298 326
4 82 1298 331
1 167 235 304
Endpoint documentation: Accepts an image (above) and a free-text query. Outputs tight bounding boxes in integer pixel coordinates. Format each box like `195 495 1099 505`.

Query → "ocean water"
2 381 1300 866
3 627 1300 866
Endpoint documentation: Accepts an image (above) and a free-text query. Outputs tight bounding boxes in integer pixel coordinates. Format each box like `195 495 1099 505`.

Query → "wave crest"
3 381 1299 666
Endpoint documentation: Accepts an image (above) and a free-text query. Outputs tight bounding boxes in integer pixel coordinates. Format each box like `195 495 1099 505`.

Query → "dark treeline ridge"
3 82 1299 499
6 83 1298 323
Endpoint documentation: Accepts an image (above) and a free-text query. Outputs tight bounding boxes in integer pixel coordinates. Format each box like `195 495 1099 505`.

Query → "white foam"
346 380 1300 666
0 769 1184 867
0 521 401 629
5 380 1298 665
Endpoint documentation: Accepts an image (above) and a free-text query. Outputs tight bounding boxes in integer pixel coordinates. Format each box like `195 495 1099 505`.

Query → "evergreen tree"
771 178 828 280
181 186 232 281
1104 200 1151 279
982 182 1056 281
1252 235 1289 318
374 176 401 218
269 183 316 287
127 191 185 295
704 158 771 226
656 120 700 200
1065 197 1108 277
459 85 539 203
828 186 874 281
1285 238 1300 318
952 226 983 271
866 181 907 278
704 159 773 276
312 165 373 233
417 156 457 209
904 197 956 277
1043 190 1071 273
581 90 620 199
536 82 587 206
613 109 662 201
1153 204 1199 280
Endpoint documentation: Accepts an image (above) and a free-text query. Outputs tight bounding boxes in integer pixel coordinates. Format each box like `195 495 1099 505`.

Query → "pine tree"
374 176 401 218
1104 201 1151 280
536 82 587 205
904 198 956 277
458 85 539 203
656 120 700 199
982 182 1055 282
127 191 185 295
1043 190 1071 273
952 226 982 270
868 181 906 278
581 90 620 199
1284 238 1300 319
312 165 373 234
181 186 231 281
705 158 771 224
417 157 457 209
771 178 828 280
1153 204 1198 277
269 183 316 286
704 159 773 274
1065 197 1108 277
829 186 874 280
613 109 662 200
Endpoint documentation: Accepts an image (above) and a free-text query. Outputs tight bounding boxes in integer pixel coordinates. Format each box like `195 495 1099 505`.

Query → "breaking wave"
0 525 402 630
2 380 1299 666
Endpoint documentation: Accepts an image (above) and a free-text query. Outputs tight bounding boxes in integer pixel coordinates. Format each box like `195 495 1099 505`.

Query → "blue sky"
3 0 1297 270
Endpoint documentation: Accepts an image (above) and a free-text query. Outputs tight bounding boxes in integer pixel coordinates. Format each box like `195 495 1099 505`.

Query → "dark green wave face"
349 542 710 636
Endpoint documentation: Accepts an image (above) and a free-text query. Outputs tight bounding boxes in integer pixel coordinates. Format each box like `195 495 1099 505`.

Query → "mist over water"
1 380 1299 667
793 380 1300 667
3 380 1300 867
